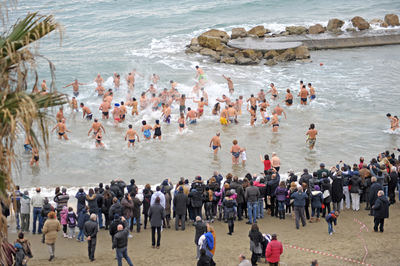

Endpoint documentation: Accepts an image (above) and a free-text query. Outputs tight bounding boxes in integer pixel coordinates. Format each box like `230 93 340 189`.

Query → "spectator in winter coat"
194 216 207 259
372 190 389 232
60 206 68 238
83 214 98 261
42 211 61 261
75 188 86 214
112 217 134 266
77 206 90 242
149 197 165 248
131 193 142 233
20 191 30 233
266 234 283 265
142 186 153 230
310 185 323 222
173 186 188 231
349 173 362 211
109 197 123 220
369 177 383 216
274 181 288 220
54 188 69 216
127 179 138 194
86 189 98 214
331 172 344 212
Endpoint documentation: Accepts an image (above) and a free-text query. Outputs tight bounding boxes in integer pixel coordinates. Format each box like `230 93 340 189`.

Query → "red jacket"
266 240 283 263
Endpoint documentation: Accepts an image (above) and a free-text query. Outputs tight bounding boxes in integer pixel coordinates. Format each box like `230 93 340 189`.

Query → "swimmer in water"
95 84 105 96
201 87 208 105
273 104 287 119
99 100 111 119
126 72 134 91
80 103 93 120
52 120 71 140
125 124 140 147
227 104 237 124
70 97 78 112
306 123 318 150
29 146 39 167
128 97 139 116
94 74 104 86
230 139 241 165
24 135 33 152
247 105 256 127
178 113 185 132
186 107 197 124
387 113 399 131
257 89 266 102
308 83 316 101
222 75 234 94
119 101 127 122
41 80 48 92
112 103 121 125
141 120 152 140
260 107 270 125
95 131 105 148
270 112 279 132
209 133 221 155
193 97 208 118
64 79 85 97
151 73 160 85
153 120 162 140
284 89 293 106
298 85 309 105
56 107 64 122
220 106 229 125
162 103 171 124
212 102 221 116
247 94 257 113
113 73 120 90
195 65 206 85
267 83 278 100
88 119 105 137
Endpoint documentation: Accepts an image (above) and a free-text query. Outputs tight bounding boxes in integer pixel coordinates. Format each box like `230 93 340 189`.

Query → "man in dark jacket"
331 173 344 212
267 173 280 218
173 186 188 230
290 187 307 229
372 190 389 232
77 207 90 242
230 177 245 221
110 214 124 241
109 197 123 220
112 217 134 266
388 167 398 204
83 214 98 261
95 188 104 229
245 181 260 224
194 216 207 259
299 169 312 187
131 193 142 233
110 181 123 201
127 179 138 195
369 177 383 216
189 188 203 220
75 188 86 214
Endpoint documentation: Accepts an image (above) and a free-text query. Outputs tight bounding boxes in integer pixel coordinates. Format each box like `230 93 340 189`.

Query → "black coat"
349 175 362 194
189 189 203 208
83 219 98 238
194 221 207 245
109 218 124 238
373 196 389 219
331 176 343 202
109 202 123 220
369 182 383 205
230 181 244 204
266 179 279 196
173 192 188 215
197 254 211 266
321 180 332 203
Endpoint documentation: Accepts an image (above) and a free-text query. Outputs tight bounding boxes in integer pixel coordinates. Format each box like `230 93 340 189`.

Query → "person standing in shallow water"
209 133 221 155
306 123 318 150
230 139 241 165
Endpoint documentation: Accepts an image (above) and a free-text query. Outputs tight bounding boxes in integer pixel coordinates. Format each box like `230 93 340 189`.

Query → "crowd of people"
2 149 398 265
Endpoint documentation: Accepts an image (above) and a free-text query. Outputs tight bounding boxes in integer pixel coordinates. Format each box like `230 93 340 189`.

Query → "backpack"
68 213 77 227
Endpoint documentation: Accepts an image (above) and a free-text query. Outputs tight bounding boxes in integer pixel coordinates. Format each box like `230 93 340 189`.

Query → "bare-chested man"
56 107 64 122
94 74 104 86
257 89 266 102
298 85 309 105
113 74 120 89
99 100 111 119
95 84 105 96
216 94 231 105
52 120 70 140
308 83 316 101
222 75 234 94
201 87 208 105
64 79 85 97
120 101 127 122
160 88 169 104
128 97 139 116
80 103 93 120
247 94 257 113
299 80 304 90
30 146 39 167
227 104 237 124
24 135 33 152
170 80 177 91
151 73 160 85
270 112 279 132
258 99 270 111
271 152 281 172
162 103 171 124
140 92 148 110
284 89 293 106
112 103 121 124
209 133 221 154
195 66 206 85
387 113 399 131
220 106 229 125
186 107 197 124
193 97 208 118
125 124 140 147
41 80 48 92
95 131 105 148
247 105 256 127
192 82 201 97
230 139 241 165
178 113 185 132
150 94 161 111
70 97 78 112
104 92 113 104
273 104 287 119
306 123 318 150
147 84 157 95
179 94 188 114
267 83 278 100
88 118 106 137
127 73 134 91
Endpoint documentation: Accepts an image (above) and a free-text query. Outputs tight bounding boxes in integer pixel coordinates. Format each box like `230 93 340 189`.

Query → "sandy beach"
7 202 399 266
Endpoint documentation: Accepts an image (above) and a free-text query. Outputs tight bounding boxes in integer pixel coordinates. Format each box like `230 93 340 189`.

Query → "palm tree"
0 10 66 264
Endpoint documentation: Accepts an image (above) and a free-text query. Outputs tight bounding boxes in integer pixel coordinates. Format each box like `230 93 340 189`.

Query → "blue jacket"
75 191 87 213
77 209 90 230
311 191 323 208
290 191 307 207
325 211 337 225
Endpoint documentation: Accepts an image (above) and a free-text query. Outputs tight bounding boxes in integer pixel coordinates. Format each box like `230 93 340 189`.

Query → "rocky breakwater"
186 13 400 66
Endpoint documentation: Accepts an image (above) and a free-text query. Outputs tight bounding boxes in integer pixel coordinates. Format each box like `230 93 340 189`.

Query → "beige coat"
42 218 61 244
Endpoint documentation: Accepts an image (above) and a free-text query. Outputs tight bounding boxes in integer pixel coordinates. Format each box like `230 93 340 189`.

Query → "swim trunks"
164 115 171 124
33 155 39 161
154 127 161 136
310 95 316 100
120 114 125 120
273 124 279 127
96 139 101 144
301 98 307 103
179 105 186 113
272 94 278 98
228 116 235 123
232 152 240 158
144 129 151 138
251 105 257 111
114 117 120 122
86 113 93 120
58 132 65 136
73 91 79 97
198 74 205 81
129 139 135 143
286 99 293 105
24 144 32 152
212 145 218 150
308 138 316 147
220 117 228 125
189 119 197 124
102 112 109 116
179 123 185 128
198 108 204 115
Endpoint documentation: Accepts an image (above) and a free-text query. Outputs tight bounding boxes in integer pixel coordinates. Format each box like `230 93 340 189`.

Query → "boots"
227 225 233 235
282 211 285 220
166 218 171 229
232 223 234 233
309 217 314 223
316 218 320 222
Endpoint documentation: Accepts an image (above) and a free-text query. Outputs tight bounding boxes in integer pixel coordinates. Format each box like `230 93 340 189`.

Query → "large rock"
221 47 237 57
294 46 310 59
369 18 388 27
199 48 218 58
231 28 247 39
275 49 296 62
384 14 400 26
190 38 199 46
199 29 230 43
220 56 236 64
351 16 370 30
190 45 202 52
198 35 222 50
242 49 256 59
264 50 279 59
285 26 307 35
264 59 277 66
247 25 266 37
236 56 259 65
308 24 325 34
327 18 344 31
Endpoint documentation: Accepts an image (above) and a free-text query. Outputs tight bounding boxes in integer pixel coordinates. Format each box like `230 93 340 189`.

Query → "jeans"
87 238 96 260
258 199 264 218
77 229 84 241
116 247 133 266
68 227 76 238
294 206 306 229
311 207 320 218
21 213 30 232
327 221 333 234
15 212 20 229
151 226 161 247
32 207 43 233
383 186 388 198
98 210 103 228
342 186 350 209
277 201 285 211
247 202 258 224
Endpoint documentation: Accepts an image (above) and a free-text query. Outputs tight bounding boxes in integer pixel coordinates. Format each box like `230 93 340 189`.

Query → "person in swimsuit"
193 97 208 118
178 113 185 132
247 94 257 112
212 102 221 116
119 101 127 122
216 94 231 106
128 97 139 116
284 89 293 106
24 135 33 152
162 103 171 124
64 79 85 97
308 83 316 100
186 107 197 124
179 94 187 114
141 120 152 140
94 74 104 86
260 107 270 125
247 105 256 127
30 146 39 167
95 131 105 148
271 152 281 172
257 89 266 102
230 139 241 165
201 87 209 105
99 100 111 119
386 113 399 131
270 112 279 132
195 66 206 85
151 73 160 85
80 103 93 120
306 123 318 150
153 120 162 140
222 75 234 94
273 104 287 119
52 120 70 140
125 124 140 147
95 84 105 96
267 83 278 100
220 106 229 125
88 119 105 137
227 104 237 124
112 103 121 125
56 107 64 122
298 85 309 105
71 97 78 112
209 133 221 155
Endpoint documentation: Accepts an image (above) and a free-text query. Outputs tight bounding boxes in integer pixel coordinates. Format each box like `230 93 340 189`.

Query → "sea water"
8 0 400 190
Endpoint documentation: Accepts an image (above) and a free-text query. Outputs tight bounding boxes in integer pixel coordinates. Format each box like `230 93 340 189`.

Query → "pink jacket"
254 181 266 187
60 206 68 225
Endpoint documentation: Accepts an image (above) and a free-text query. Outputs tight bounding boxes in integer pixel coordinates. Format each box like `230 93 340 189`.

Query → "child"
325 211 339 235
71 97 78 112
178 114 185 132
67 207 77 239
241 147 247 167
60 206 68 238
153 120 162 140
77 206 90 242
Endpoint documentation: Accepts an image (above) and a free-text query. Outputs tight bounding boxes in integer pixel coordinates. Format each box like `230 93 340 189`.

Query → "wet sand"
7 202 399 266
